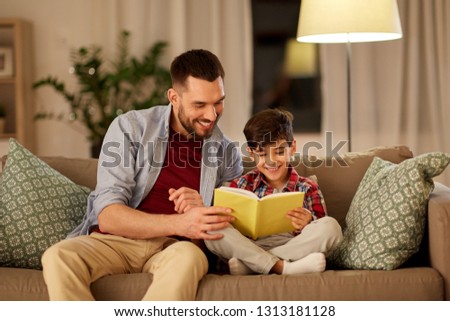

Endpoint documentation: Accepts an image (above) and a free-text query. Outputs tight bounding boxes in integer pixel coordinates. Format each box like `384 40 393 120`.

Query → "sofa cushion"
300 146 414 229
1 155 99 190
0 266 443 300
329 152 450 270
196 268 443 300
0 139 91 270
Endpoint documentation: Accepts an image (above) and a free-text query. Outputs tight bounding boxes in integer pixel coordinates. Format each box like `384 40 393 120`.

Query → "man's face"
248 139 296 190
168 76 225 139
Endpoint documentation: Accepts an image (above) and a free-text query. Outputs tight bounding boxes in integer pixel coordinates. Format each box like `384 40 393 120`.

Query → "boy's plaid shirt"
229 166 327 223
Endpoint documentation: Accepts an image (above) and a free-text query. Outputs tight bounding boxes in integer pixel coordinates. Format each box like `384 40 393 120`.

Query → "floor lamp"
296 0 402 152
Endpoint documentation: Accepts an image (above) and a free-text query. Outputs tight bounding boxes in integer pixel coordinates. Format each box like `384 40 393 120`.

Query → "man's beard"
177 104 220 139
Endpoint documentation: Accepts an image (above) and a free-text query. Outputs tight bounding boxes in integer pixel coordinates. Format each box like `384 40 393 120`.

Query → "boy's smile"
248 139 296 190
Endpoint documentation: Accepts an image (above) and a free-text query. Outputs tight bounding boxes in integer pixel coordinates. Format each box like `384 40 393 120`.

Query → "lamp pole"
346 40 352 152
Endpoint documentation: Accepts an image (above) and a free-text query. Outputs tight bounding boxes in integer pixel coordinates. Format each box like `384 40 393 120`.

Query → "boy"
205 108 343 275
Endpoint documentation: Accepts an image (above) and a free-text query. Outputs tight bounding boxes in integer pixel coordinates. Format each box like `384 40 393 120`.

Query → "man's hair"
170 49 225 88
244 108 294 151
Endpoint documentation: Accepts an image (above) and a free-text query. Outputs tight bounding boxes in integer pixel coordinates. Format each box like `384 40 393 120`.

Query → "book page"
257 192 304 238
261 191 303 200
216 186 258 199
213 187 305 239
213 188 259 238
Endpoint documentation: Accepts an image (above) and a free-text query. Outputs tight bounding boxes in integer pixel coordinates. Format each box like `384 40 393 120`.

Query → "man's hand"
176 206 234 240
168 187 204 213
286 207 312 231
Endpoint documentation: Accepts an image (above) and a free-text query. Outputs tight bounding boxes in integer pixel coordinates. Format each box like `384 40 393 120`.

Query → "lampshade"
297 0 403 43
283 39 318 78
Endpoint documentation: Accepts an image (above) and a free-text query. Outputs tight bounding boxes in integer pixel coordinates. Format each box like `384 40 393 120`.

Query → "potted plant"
33 31 171 157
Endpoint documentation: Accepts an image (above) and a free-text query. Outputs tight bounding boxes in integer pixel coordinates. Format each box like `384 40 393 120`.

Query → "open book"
213 186 305 239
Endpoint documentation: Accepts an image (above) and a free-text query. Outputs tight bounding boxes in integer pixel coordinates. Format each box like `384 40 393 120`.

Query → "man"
42 49 243 300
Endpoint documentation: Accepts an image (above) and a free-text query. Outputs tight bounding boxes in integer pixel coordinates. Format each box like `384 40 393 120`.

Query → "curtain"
92 0 253 144
320 0 450 185
14 0 253 157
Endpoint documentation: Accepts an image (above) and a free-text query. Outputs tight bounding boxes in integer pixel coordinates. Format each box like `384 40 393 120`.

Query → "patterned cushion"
329 152 450 270
0 139 90 270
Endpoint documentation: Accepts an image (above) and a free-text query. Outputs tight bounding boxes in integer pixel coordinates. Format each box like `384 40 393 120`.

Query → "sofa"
1 145 449 301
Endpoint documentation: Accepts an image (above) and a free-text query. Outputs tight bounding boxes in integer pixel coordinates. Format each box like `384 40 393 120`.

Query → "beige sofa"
1 146 449 300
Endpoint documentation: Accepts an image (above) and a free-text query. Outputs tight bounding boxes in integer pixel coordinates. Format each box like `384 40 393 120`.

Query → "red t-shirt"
137 128 203 214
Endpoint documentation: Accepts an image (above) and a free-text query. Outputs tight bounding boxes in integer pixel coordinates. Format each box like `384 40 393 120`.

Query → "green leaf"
33 31 170 146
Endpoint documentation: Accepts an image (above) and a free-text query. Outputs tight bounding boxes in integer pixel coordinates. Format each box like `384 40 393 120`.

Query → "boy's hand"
168 187 204 213
287 207 312 231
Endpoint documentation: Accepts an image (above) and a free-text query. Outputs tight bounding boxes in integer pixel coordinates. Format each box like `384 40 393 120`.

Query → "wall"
2 1 448 188
0 0 253 158
0 0 111 157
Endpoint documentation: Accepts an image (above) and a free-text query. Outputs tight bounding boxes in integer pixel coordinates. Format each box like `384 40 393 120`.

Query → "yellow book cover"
213 186 305 240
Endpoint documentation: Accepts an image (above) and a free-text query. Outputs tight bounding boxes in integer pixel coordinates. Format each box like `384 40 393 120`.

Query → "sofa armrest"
428 182 450 300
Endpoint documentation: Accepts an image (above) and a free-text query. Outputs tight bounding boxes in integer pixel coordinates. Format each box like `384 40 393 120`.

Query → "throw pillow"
0 139 90 270
329 152 450 270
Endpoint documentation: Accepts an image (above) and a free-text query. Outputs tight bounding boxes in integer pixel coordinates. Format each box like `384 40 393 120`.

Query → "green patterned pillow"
0 139 90 270
329 152 450 270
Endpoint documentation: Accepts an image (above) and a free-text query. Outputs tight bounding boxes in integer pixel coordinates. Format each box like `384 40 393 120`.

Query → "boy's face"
248 139 296 190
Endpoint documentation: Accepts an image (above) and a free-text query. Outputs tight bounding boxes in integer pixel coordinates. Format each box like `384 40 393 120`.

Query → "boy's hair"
170 49 225 88
244 108 294 151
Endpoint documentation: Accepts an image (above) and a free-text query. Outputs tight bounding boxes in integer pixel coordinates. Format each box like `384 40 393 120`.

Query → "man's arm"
98 203 234 240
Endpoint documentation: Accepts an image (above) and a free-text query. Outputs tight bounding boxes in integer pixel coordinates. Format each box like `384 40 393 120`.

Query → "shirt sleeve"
229 171 255 190
303 181 327 220
217 140 243 186
91 113 141 217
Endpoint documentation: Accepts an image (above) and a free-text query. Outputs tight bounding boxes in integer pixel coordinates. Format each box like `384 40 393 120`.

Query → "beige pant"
205 216 343 274
41 233 208 301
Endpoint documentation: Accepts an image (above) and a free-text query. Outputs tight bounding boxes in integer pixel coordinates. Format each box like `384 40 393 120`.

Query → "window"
251 0 322 133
